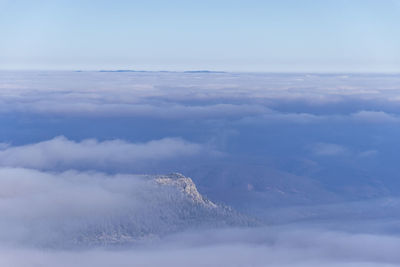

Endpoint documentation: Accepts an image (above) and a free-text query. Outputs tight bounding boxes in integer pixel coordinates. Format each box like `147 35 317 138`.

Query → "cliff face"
154 173 217 208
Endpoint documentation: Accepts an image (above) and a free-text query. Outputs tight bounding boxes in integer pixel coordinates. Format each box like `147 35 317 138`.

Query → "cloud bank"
1 227 400 267
0 167 246 248
1 71 400 266
0 136 218 172
1 72 400 121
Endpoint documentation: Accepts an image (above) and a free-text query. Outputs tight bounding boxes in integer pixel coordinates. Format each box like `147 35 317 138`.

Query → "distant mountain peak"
30 173 257 248
154 173 217 208
183 70 226 73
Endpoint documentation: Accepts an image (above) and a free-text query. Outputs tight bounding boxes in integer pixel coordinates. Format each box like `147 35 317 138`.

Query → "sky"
0 0 400 72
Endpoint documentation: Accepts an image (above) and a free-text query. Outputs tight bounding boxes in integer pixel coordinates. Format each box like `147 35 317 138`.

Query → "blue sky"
0 0 400 71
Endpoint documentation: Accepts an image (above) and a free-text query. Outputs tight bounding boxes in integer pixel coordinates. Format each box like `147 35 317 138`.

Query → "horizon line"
0 69 400 75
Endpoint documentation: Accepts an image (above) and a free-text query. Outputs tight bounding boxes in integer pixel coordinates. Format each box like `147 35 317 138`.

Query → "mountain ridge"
36 173 258 248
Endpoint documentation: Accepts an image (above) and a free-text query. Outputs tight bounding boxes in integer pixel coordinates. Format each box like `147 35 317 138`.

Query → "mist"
2 226 400 267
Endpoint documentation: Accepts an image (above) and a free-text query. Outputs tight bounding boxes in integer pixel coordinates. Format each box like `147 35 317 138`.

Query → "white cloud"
1 72 400 121
0 168 229 247
0 136 216 171
0 168 147 246
0 227 400 267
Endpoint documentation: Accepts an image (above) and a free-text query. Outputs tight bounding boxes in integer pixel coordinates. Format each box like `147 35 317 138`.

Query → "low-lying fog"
2 71 400 266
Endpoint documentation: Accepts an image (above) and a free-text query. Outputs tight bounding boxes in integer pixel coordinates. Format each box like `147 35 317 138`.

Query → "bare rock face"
154 173 217 208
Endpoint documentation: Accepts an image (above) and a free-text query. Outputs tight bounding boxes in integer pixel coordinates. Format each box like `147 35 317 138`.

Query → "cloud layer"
1 227 400 267
0 168 147 246
0 136 217 172
1 71 400 212
2 72 400 120
0 167 246 248
1 71 400 265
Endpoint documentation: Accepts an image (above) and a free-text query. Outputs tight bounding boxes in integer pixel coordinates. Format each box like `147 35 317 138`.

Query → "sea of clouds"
1 71 400 266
